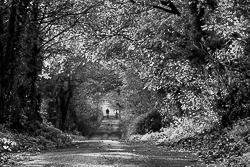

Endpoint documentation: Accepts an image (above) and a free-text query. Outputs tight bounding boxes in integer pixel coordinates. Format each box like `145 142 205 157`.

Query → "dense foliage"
1 0 250 166
0 0 121 133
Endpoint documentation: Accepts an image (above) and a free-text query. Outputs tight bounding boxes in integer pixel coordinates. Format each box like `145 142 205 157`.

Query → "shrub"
228 118 250 138
0 125 17 154
133 116 213 145
0 138 17 153
1 122 73 154
127 110 162 136
128 134 142 142
216 86 250 127
140 132 166 142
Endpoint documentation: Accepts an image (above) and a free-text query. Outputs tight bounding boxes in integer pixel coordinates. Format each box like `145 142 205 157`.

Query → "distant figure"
106 109 109 119
115 110 118 119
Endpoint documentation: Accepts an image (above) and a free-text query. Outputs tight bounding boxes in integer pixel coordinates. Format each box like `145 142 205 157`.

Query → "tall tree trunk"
1 0 18 124
59 77 73 131
0 0 5 123
0 0 43 126
189 0 205 47
26 0 42 122
187 0 207 65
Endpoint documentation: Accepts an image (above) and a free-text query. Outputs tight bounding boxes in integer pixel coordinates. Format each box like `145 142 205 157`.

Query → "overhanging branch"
129 0 181 16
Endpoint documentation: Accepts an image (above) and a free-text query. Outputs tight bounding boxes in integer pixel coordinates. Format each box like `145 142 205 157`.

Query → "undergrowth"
126 110 162 137
128 117 250 166
0 123 74 166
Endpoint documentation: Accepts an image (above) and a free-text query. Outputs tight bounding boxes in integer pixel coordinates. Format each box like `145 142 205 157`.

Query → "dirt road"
19 117 203 167
19 139 202 167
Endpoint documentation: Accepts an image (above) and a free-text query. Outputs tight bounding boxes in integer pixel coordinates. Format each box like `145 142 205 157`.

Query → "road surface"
19 117 203 167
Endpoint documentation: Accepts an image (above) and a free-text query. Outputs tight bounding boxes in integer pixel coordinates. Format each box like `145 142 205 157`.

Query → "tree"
2 0 250 133
0 0 44 128
0 0 100 129
201 0 250 126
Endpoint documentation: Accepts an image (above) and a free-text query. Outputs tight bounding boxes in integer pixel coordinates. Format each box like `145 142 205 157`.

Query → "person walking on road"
106 109 109 119
115 110 118 119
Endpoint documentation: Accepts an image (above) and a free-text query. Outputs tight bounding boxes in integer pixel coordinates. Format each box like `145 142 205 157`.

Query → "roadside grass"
128 117 250 166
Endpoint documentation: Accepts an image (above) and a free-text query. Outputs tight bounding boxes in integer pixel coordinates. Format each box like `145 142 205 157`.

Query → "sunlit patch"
20 159 51 166
81 140 120 144
74 152 143 159
74 165 139 167
105 148 125 151
101 140 121 144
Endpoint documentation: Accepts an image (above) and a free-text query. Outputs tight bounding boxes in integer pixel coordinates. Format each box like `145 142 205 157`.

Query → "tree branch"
129 0 181 16
155 0 181 16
